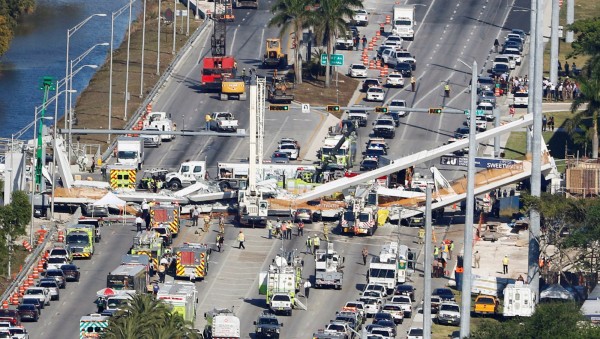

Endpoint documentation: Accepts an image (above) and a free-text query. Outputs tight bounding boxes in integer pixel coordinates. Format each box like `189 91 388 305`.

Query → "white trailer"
116 137 144 170
392 5 416 40
503 282 536 317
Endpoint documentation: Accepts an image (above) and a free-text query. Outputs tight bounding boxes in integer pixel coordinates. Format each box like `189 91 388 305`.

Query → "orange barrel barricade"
18 285 25 296
22 240 32 252
369 60 376 69
23 280 29 288
11 293 19 305
494 86 500 96
2 301 8 309
376 29 380 37
386 15 391 24
37 260 44 272
368 41 374 51
32 267 39 279
27 275 34 286
57 230 64 242
377 59 383 70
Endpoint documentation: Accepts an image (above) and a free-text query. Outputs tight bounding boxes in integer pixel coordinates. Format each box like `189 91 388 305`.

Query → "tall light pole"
172 0 177 54
549 0 560 84
457 59 477 338
109 2 132 144
423 184 433 339
124 0 135 122
64 13 106 154
140 0 147 98
157 0 162 75
566 0 574 43
68 45 107 161
528 1 537 157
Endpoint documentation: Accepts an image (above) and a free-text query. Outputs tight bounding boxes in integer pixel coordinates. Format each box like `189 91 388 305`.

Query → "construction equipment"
204 308 241 339
237 78 269 227
267 76 294 104
215 0 235 22
263 39 288 69
156 282 198 323
220 77 247 101
314 242 344 289
130 230 164 274
173 243 210 281
150 202 181 237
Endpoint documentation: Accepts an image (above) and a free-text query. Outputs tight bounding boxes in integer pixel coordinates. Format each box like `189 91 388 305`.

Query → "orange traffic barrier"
37 235 44 246
11 293 19 305
376 29 380 37
368 41 374 51
57 230 64 243
22 240 32 252
18 285 25 296
37 260 44 271
369 60 376 69
377 60 383 70
494 86 500 96
380 65 389 77
23 280 29 288
2 301 8 309
32 267 39 279
146 103 152 115
386 15 391 25
27 275 34 286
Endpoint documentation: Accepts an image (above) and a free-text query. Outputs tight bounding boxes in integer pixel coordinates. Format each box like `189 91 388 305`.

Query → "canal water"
0 0 142 139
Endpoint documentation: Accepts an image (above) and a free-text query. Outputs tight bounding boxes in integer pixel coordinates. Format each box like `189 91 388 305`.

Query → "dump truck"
259 253 303 316
204 308 241 339
263 38 287 68
173 243 210 281
157 282 198 323
267 76 294 104
150 203 181 237
314 242 344 289
130 230 164 274
79 313 109 338
66 225 95 259
220 77 246 101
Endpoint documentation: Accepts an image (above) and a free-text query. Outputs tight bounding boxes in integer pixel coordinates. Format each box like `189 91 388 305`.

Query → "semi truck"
66 225 95 259
79 313 109 338
106 255 150 294
150 203 181 237
157 282 198 323
204 308 240 339
116 137 144 170
173 243 210 281
314 242 344 289
392 5 416 40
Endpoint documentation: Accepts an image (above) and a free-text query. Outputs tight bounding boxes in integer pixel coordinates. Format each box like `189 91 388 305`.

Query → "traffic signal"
270 105 289 111
429 107 442 114
375 106 388 113
326 105 340 112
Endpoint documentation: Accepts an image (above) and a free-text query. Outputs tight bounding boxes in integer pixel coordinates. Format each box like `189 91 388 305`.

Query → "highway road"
24 0 532 338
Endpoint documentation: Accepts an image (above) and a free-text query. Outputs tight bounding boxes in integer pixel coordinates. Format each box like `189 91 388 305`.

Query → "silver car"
37 279 60 301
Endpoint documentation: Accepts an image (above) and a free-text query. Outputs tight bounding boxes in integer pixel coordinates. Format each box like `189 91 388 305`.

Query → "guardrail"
101 19 211 162
0 208 82 305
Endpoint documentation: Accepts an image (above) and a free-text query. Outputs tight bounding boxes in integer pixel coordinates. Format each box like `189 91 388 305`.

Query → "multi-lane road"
26 0 532 337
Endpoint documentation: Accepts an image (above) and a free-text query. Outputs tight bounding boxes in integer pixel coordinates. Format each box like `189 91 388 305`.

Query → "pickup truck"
335 31 354 50
210 112 239 132
390 295 413 317
270 293 293 316
347 106 368 127
140 127 162 148
373 117 396 139
474 295 499 316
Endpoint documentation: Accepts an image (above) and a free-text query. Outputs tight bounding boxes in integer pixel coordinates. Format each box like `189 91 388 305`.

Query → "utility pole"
529 0 544 301
423 184 433 339
549 0 560 84
157 0 162 75
527 0 538 155
566 0 574 43
459 60 477 338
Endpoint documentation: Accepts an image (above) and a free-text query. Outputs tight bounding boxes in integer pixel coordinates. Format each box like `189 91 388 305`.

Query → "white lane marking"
258 28 265 60
264 115 290 155
230 27 239 53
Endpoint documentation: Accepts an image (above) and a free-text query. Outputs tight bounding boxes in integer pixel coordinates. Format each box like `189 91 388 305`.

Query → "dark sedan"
394 284 415 301
60 264 80 282
360 157 379 171
491 63 510 77
17 304 39 322
20 298 43 314
394 62 412 77
0 309 21 326
433 288 456 301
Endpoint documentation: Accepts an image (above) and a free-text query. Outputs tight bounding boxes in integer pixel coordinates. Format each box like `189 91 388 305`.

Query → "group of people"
542 114 556 132
266 219 305 239
542 76 579 102
141 175 165 193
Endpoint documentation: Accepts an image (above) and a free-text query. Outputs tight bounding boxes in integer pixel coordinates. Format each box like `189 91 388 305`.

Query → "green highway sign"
464 109 486 116
320 53 344 66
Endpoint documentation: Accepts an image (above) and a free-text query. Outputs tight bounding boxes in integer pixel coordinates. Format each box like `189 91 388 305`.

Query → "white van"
149 119 175 141
493 55 515 70
513 91 529 107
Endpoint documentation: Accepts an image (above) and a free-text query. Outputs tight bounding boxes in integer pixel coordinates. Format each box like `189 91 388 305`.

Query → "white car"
353 9 368 26
140 127 162 148
364 283 388 297
347 63 368 78
366 87 385 102
385 73 404 88
493 55 515 70
388 99 407 117
359 296 383 317
37 279 60 301
46 256 69 271
390 295 413 317
437 302 461 326
381 303 404 324
406 327 424 339
277 143 299 160
502 48 521 65
383 35 403 47
24 287 51 306
8 326 29 339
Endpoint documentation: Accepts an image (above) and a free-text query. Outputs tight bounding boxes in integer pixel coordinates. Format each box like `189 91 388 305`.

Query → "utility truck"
392 5 416 40
157 282 198 323
314 242 344 289
259 253 303 316
368 242 399 292
165 161 207 190
116 137 144 170
209 112 239 132
204 308 240 339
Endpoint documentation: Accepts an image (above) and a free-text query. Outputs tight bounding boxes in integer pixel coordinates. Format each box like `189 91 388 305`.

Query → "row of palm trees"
268 0 363 87
104 293 199 339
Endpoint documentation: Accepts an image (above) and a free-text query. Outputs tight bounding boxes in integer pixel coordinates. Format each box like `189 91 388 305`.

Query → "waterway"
0 0 142 139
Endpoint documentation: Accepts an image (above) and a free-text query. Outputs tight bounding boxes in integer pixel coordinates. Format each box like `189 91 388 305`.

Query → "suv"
270 293 293 316
380 303 404 324
394 62 412 77
395 51 416 70
362 78 382 92
347 106 369 127
388 99 407 118
353 9 368 26
24 287 51 307
372 117 396 139
437 302 461 326
254 310 283 339
390 295 413 317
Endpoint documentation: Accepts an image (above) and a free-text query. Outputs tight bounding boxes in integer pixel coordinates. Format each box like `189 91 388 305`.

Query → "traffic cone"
32 267 39 279
22 240 32 252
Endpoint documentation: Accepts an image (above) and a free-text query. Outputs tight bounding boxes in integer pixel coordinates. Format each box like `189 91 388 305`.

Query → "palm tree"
313 0 362 87
571 67 600 158
269 0 313 84
104 293 199 339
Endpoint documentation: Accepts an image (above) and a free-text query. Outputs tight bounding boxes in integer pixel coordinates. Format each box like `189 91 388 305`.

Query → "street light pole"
109 2 132 144
157 0 162 75
172 0 177 54
124 0 134 122
550 0 559 84
459 60 478 338
423 184 433 339
527 1 537 155
140 0 147 98
64 13 106 157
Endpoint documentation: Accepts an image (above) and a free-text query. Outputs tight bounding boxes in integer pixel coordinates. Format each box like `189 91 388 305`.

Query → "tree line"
0 0 35 56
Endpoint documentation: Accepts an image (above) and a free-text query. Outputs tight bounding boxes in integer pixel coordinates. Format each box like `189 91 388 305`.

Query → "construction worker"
305 236 313 254
237 231 246 249
219 213 225 233
267 220 273 239
503 255 509 274
313 234 321 253
203 214 211 232
411 76 416 92
444 83 450 97
286 221 293 239
205 114 212 130
433 245 439 259
323 224 330 242
298 221 304 237
449 241 454 260
362 247 369 265
281 221 288 240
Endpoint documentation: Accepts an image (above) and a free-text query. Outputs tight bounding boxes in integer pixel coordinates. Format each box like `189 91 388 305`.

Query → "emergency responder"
298 221 305 236
237 230 246 249
411 76 416 92
313 234 321 253
158 262 166 283
305 235 313 254
362 247 369 265
267 220 273 239
191 206 199 227
205 114 212 130
444 83 451 97
303 280 311 299
219 213 225 233
135 214 144 232
218 233 225 252
216 233 223 252
281 221 288 240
